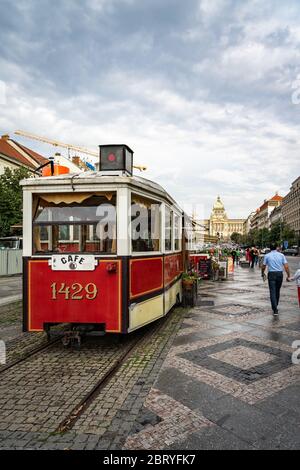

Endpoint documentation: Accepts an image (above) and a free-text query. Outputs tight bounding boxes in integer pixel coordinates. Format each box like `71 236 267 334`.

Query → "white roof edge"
20 173 182 211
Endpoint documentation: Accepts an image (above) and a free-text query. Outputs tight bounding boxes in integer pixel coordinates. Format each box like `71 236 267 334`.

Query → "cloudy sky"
1 0 300 218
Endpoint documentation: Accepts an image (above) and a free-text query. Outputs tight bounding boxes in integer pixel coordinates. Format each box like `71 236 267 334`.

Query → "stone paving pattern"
124 257 300 450
0 259 300 449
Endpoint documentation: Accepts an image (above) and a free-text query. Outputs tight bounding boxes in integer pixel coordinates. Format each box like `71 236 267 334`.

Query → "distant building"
250 193 283 231
269 205 282 226
282 176 300 239
0 134 88 175
250 209 260 231
0 134 48 174
203 196 245 241
51 152 87 174
243 211 256 235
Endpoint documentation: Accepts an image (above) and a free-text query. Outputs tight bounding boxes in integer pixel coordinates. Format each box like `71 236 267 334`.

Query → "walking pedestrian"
231 248 237 265
289 262 300 307
261 244 291 316
250 247 256 268
247 247 252 266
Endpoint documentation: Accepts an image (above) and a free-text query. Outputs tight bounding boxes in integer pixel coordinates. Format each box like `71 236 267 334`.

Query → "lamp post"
279 219 283 249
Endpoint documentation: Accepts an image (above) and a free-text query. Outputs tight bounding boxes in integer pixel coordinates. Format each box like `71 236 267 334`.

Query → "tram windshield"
32 193 117 254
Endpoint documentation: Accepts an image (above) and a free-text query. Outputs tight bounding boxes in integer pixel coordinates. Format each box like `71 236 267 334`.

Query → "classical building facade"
204 196 245 241
282 176 300 238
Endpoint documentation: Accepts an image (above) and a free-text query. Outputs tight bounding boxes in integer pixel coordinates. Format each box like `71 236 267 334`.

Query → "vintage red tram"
21 145 187 337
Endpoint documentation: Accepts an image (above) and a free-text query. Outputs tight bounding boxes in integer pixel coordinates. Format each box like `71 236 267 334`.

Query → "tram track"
0 306 185 442
56 333 146 433
56 312 178 434
0 335 61 375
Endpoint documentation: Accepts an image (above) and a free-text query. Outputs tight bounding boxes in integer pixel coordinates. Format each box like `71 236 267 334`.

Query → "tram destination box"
49 254 98 271
99 144 134 175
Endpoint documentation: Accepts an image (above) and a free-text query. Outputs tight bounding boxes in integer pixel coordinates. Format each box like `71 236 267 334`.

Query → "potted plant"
182 271 199 290
182 272 195 290
182 271 200 307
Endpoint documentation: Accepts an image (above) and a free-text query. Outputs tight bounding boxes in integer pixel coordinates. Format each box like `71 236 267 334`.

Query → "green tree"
245 229 258 247
282 226 296 246
257 228 270 248
0 167 30 237
269 221 295 247
243 228 270 248
230 232 242 244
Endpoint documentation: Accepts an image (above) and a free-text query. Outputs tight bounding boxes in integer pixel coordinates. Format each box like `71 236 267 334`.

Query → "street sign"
283 240 289 249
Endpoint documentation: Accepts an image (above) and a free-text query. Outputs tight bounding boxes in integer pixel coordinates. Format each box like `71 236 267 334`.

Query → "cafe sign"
49 254 97 271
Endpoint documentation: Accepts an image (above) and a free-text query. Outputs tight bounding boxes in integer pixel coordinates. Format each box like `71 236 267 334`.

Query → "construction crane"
14 130 147 172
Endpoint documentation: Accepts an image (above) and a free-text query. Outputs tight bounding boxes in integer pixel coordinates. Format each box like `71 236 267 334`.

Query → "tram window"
165 206 173 251
32 194 117 254
174 214 181 251
131 194 160 252
73 224 80 241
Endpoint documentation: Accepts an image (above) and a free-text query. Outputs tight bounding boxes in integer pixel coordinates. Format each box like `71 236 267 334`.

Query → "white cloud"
0 81 6 105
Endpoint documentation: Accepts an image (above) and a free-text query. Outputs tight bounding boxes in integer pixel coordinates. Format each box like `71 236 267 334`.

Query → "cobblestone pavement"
0 276 22 306
124 257 300 450
0 299 185 449
0 302 65 371
1 258 300 450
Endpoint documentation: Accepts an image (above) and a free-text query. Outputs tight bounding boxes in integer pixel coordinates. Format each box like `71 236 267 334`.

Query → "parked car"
261 248 270 255
0 237 23 250
283 248 298 256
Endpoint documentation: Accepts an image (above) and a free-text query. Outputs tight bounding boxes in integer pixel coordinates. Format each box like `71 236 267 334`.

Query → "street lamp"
279 219 283 249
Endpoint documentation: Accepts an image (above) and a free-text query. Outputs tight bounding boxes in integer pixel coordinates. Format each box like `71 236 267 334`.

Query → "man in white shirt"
261 244 290 316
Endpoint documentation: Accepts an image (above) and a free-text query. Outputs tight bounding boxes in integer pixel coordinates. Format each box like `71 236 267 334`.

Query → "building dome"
213 196 225 210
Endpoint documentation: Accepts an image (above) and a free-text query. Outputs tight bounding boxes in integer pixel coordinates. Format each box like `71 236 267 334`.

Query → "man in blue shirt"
261 244 291 316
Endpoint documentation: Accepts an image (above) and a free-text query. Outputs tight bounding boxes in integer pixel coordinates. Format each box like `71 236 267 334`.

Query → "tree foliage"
242 222 296 248
230 232 243 244
0 167 30 237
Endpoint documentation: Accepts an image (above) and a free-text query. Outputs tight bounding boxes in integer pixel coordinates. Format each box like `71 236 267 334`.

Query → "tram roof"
20 172 182 210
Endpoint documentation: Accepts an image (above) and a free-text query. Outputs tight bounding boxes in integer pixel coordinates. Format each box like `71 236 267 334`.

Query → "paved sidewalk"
0 276 22 307
124 258 300 450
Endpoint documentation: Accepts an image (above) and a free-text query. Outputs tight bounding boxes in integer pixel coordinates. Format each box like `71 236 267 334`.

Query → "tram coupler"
62 330 82 348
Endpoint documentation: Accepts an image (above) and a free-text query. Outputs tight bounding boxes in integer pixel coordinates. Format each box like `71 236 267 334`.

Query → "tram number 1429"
51 282 98 300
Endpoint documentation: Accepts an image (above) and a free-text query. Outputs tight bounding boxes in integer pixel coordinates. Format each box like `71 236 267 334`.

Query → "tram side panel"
164 253 183 314
23 254 183 335
128 256 164 332
128 254 183 332
23 258 123 333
